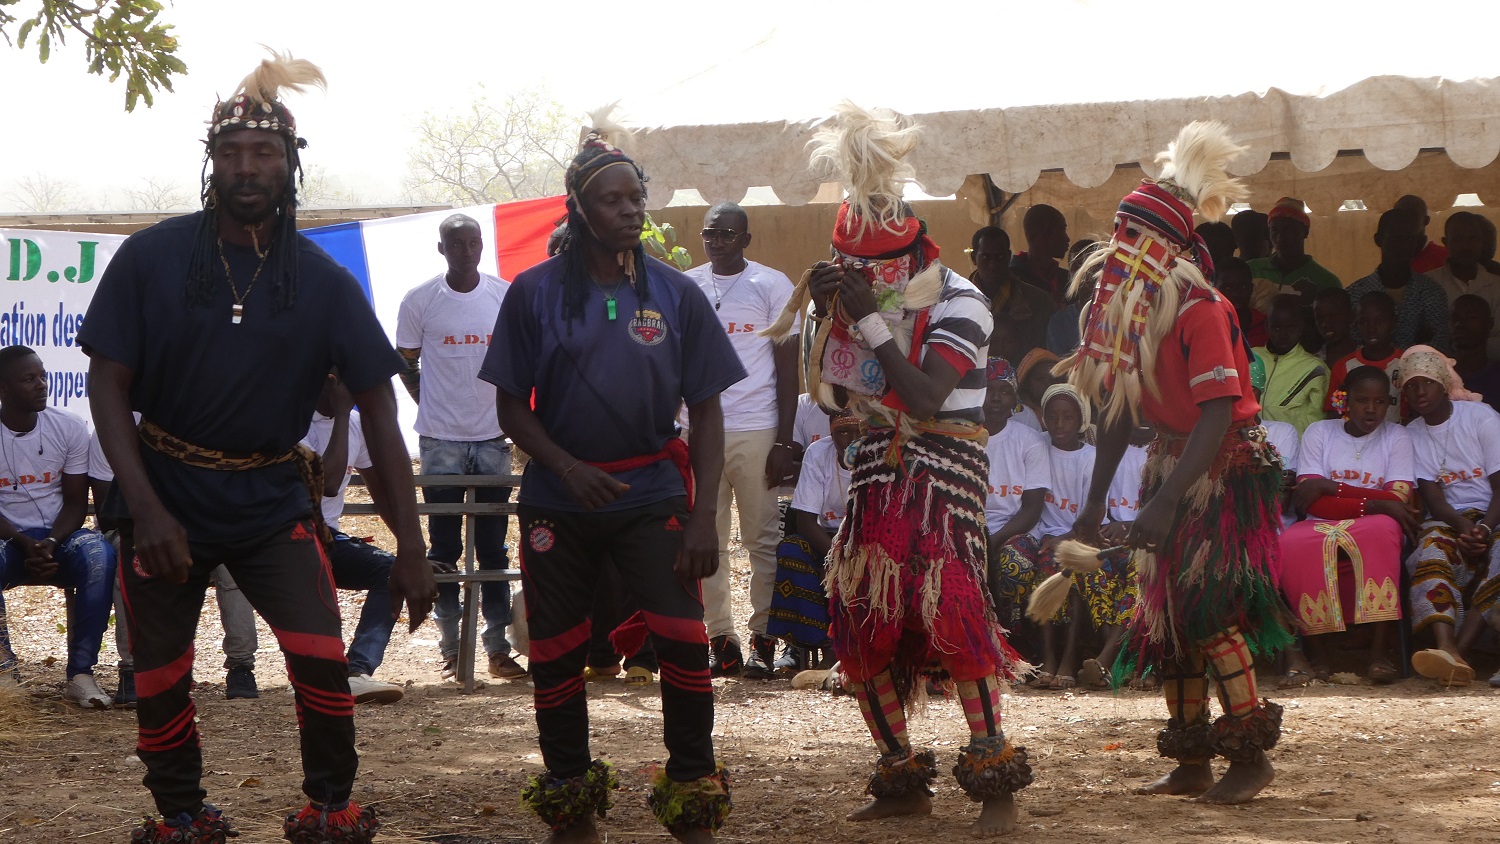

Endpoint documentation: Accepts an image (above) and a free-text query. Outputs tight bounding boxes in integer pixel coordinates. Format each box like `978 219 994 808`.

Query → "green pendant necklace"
592 277 623 321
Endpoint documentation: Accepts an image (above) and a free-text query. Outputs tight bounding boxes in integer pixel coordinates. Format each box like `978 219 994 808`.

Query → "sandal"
1078 659 1110 689
623 666 654 687
1051 675 1076 691
1411 648 1474 687
1128 669 1159 692
1029 672 1056 689
1367 657 1399 685
1277 668 1312 689
582 664 622 682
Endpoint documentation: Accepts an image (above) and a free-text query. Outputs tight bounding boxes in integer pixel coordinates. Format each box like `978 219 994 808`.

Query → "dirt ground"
3 503 1500 843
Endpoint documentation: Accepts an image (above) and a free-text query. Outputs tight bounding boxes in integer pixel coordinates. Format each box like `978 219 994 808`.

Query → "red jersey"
1412 240 1449 275
1140 294 1261 434
1324 346 1404 417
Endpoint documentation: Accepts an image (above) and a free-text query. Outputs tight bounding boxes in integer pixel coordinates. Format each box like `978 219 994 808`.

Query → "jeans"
327 532 395 677
0 527 117 678
420 436 513 657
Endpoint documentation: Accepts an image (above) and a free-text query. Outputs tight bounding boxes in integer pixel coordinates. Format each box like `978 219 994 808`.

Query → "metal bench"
343 473 520 694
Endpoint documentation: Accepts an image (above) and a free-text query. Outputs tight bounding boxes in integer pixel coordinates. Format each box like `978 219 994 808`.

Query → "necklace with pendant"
218 235 270 325
711 268 747 311
592 277 623 321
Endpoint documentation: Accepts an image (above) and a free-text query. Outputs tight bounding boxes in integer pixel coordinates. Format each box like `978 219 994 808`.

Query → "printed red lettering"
443 335 457 345
464 334 482 344
18 475 34 485
1010 485 1022 496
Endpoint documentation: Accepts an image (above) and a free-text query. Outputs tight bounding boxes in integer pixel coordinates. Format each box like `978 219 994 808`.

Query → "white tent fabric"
629 75 1500 210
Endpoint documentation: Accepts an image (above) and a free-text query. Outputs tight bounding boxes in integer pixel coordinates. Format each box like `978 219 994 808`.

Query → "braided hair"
555 125 650 329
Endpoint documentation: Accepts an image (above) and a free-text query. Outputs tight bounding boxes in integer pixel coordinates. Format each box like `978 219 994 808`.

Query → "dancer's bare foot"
848 792 933 821
971 794 1017 837
671 828 716 843
1134 762 1214 796
543 818 601 844
1195 754 1274 804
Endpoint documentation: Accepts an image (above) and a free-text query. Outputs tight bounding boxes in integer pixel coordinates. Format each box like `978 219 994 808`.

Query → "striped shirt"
918 270 993 424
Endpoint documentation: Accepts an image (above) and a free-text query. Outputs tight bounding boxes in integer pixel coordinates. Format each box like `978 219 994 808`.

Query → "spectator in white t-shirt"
0 346 116 707
396 214 523 681
687 203 801 679
979 358 1049 631
1400 347 1500 687
766 412 860 665
301 374 407 703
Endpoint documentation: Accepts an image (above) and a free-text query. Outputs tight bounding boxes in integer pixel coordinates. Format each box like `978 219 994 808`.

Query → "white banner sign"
1 229 129 425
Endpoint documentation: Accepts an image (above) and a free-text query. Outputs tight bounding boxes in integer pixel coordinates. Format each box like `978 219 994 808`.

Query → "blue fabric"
479 254 746 513
0 528 116 677
418 436 514 657
327 533 395 676
766 534 830 648
302 222 373 302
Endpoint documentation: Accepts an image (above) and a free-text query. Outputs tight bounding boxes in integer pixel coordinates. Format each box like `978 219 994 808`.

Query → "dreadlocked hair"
186 143 305 313
557 106 651 329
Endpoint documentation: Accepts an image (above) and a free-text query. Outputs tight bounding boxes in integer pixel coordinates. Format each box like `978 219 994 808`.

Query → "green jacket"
1253 344 1329 434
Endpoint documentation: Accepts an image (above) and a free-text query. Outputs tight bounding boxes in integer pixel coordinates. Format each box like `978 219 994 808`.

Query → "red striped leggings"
119 519 355 817
519 497 716 782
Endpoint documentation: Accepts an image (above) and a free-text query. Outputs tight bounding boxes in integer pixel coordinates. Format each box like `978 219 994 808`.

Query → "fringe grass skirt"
1121 423 1295 673
827 428 1024 686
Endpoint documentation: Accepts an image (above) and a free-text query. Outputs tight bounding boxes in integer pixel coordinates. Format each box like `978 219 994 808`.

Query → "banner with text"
0 229 128 425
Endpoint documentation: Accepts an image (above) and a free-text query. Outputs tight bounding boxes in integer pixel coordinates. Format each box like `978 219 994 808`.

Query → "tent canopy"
617 2 1500 212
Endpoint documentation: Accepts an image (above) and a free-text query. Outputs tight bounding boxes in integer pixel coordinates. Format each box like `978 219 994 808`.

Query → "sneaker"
439 657 458 681
744 634 777 680
64 674 111 709
284 800 378 844
225 665 259 700
114 668 138 708
130 803 239 842
774 641 807 674
347 673 404 705
488 652 529 680
709 635 742 678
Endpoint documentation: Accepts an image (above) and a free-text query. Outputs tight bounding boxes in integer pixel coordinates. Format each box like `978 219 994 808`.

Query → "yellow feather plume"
235 48 325 106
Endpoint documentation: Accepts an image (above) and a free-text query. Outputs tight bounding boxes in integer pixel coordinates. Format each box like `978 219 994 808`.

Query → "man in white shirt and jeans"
688 202 801 678
397 214 523 680
0 345 117 707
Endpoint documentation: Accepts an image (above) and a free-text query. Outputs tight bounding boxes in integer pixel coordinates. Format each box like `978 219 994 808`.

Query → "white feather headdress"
808 101 921 242
233 48 325 107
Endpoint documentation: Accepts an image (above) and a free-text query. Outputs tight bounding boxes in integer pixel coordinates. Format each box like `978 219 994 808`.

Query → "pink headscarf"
1397 345 1483 402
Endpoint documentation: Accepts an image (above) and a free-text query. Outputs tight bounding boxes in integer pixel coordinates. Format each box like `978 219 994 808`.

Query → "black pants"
520 497 714 782
587 556 658 672
118 520 355 816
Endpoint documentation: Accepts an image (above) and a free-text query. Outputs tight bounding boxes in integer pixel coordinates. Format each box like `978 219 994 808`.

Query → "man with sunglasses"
686 202 801 679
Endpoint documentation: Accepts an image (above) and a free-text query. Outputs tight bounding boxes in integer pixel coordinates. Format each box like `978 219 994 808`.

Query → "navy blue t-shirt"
78 212 404 543
479 255 746 512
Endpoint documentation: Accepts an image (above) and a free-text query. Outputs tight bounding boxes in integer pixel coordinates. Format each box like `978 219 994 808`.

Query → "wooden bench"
343 473 520 694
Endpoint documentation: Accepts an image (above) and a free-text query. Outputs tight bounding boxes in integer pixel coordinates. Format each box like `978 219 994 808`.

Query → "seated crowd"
6 194 1500 719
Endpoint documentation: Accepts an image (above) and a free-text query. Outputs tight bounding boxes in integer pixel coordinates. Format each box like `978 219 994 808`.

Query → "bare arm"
1073 412 1132 545
991 488 1045 547
50 473 89 540
679 395 725 581
1128 397 1233 550
396 347 421 403
765 339 802 487
88 355 191 582
794 509 832 564
352 380 434 630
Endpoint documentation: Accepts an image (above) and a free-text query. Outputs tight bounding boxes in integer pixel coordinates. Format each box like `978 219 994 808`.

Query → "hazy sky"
0 0 1492 213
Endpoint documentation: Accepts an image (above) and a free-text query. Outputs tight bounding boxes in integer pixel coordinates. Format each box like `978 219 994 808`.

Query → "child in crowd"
1313 286 1358 365
1218 258 1267 348
1255 293 1329 433
1399 347 1500 687
1326 291 1404 421
1077 423 1152 690
980 359 1050 630
1280 366 1415 684
768 412 861 669
1031 384 1099 690
1013 348 1061 432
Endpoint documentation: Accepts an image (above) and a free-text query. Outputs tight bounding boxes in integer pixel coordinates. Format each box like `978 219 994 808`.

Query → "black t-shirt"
479 254 746 512
78 212 403 543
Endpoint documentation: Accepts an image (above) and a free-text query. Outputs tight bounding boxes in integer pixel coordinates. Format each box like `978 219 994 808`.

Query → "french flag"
302 194 566 448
